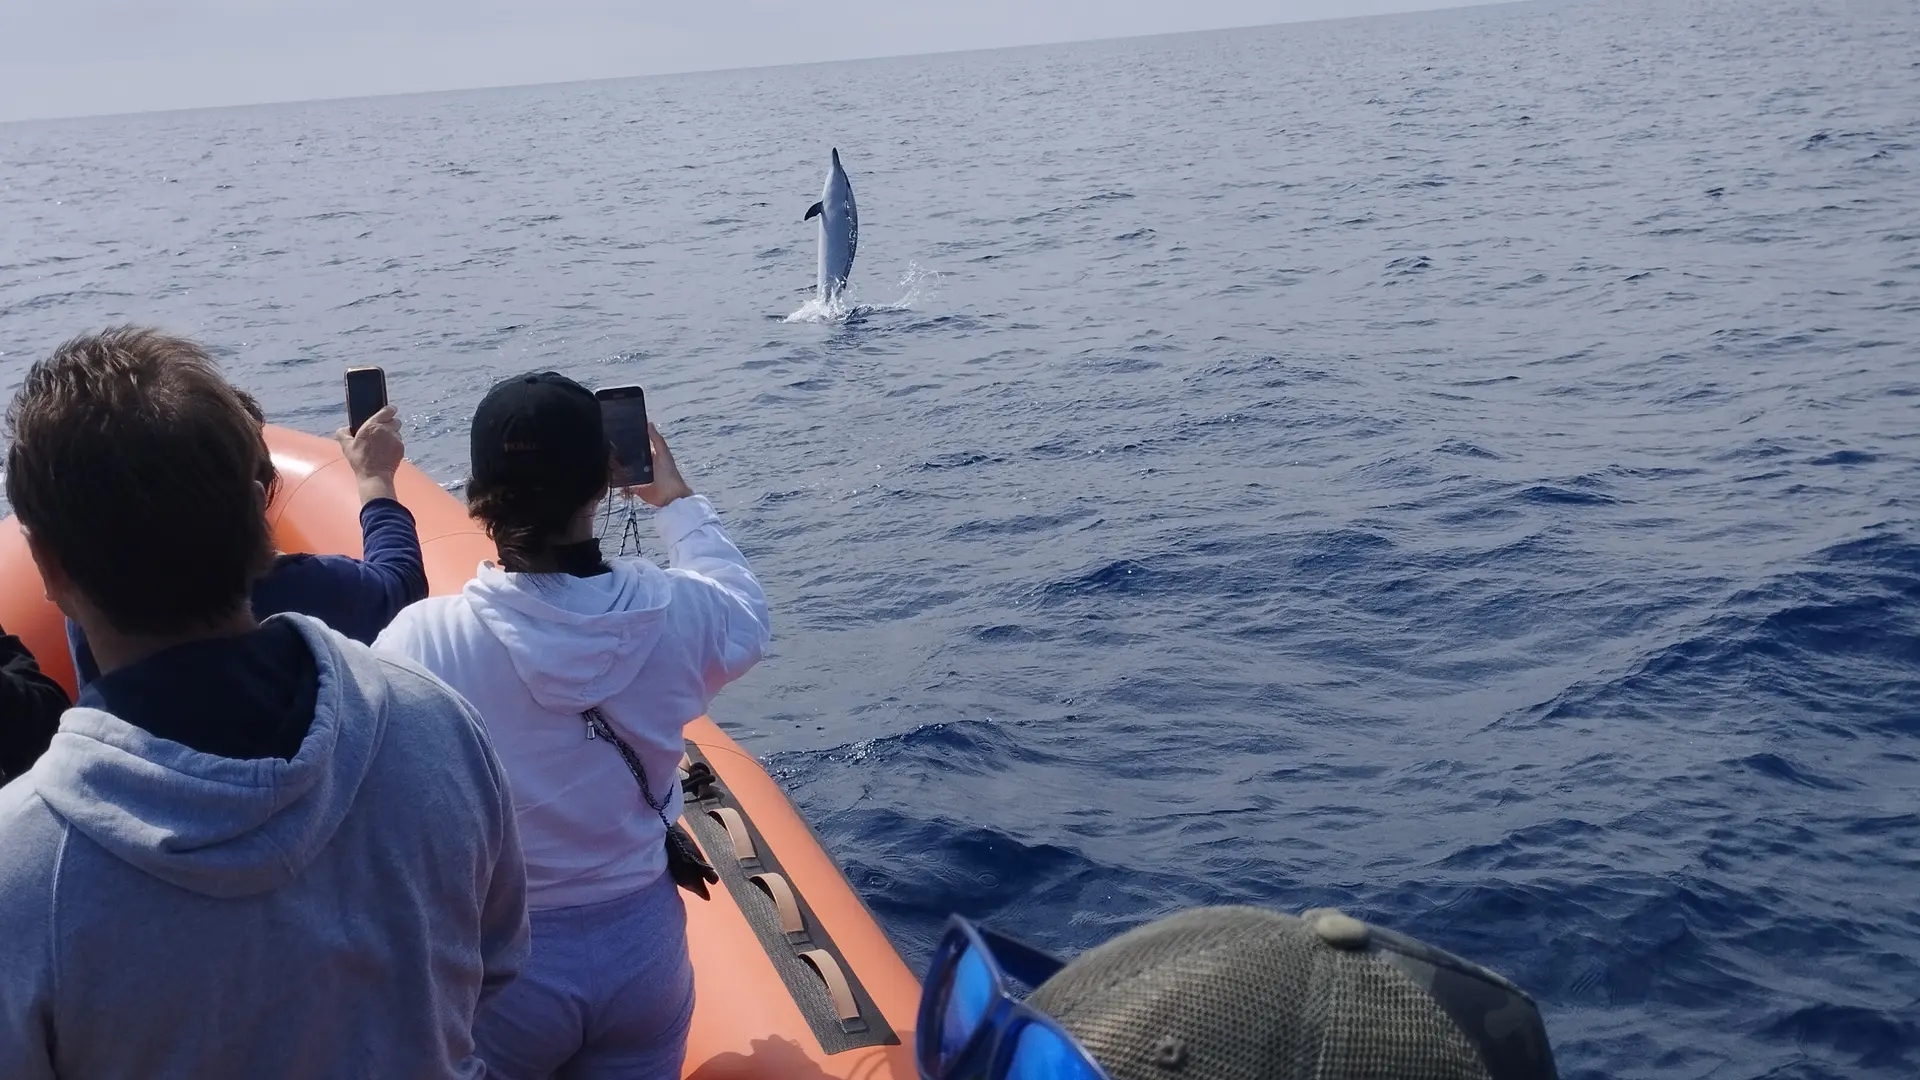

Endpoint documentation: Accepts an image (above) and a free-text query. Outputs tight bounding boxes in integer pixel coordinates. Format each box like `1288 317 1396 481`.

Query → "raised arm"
335 403 429 619
631 425 771 695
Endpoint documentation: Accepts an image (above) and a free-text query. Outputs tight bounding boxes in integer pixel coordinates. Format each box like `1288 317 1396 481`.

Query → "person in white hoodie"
375 371 771 1080
0 327 529 1080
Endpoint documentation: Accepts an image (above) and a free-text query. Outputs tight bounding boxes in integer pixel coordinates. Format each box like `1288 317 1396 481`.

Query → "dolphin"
802 148 857 303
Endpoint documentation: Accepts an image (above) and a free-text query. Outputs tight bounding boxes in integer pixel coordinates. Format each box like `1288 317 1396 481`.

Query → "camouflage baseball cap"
1027 906 1558 1080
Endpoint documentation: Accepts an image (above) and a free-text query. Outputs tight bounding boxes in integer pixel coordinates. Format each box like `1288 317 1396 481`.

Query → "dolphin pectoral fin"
804 201 823 221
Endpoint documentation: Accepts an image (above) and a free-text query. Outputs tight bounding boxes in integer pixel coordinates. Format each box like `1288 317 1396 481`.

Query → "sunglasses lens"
1005 1021 1104 1080
936 939 998 1070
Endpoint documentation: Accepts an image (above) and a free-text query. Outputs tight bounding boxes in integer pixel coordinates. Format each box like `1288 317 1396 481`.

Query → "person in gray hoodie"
0 327 530 1080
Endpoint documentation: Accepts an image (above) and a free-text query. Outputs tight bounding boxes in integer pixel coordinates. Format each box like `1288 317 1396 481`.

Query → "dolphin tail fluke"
804 201 823 221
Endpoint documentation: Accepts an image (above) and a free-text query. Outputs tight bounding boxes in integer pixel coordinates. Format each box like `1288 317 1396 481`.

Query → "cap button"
1304 908 1371 949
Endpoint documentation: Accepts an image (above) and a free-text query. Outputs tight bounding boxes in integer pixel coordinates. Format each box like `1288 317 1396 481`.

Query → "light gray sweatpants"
476 871 695 1080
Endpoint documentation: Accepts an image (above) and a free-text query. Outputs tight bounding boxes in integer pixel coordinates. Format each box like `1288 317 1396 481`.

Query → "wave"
1520 530 1920 733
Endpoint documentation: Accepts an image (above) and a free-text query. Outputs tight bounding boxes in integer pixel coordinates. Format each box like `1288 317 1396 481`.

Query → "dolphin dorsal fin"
804 201 824 221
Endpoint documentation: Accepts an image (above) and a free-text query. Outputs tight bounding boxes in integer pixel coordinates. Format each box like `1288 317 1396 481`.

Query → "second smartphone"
595 385 654 487
344 366 387 435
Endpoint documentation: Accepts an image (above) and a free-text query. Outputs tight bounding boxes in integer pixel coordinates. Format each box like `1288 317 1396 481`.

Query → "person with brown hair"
0 327 529 1080
375 370 771 1080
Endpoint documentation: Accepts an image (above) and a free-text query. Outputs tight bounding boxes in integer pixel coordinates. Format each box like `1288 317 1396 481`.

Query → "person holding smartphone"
63 378 428 692
374 371 771 1080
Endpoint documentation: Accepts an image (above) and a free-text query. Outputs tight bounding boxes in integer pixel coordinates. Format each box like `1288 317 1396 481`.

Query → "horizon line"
2 0 1514 127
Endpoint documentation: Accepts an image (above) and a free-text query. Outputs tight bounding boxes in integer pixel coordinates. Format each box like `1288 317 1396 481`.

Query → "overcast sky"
1 0 1487 124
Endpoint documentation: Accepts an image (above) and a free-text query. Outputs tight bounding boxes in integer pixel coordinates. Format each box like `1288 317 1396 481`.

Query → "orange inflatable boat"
0 425 922 1080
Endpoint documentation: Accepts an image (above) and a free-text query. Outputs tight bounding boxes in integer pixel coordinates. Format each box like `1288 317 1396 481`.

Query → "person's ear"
22 527 76 616
253 479 268 513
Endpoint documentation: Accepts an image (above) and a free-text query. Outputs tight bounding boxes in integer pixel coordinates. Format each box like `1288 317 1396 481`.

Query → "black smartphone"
595 385 654 487
344 366 387 435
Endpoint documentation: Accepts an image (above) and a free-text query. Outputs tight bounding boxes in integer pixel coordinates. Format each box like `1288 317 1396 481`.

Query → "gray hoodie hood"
32 615 385 900
462 558 673 714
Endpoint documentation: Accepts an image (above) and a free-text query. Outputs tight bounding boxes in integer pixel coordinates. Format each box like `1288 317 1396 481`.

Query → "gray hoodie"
0 614 528 1080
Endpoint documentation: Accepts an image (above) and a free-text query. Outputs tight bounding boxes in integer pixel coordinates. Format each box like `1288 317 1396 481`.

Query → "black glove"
666 822 719 900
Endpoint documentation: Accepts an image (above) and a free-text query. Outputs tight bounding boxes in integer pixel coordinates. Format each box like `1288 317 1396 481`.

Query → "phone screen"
345 367 387 435
596 386 653 487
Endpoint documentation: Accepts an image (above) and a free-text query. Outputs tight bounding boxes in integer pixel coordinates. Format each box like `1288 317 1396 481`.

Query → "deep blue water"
4 0 1919 1075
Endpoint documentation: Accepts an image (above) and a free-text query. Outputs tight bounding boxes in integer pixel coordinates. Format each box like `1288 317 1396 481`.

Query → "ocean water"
3 0 1918 1075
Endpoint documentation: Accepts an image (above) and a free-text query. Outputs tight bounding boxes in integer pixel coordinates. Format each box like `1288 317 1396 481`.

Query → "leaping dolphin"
803 148 857 303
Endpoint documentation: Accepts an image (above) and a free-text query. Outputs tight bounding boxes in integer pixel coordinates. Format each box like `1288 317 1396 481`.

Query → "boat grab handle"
749 872 807 935
798 949 861 1023
706 807 758 862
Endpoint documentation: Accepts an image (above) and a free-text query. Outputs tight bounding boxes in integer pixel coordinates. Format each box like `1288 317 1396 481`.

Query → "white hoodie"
375 495 771 910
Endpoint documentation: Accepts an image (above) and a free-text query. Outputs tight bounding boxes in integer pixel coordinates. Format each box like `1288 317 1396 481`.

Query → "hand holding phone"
338 366 403 504
630 423 693 508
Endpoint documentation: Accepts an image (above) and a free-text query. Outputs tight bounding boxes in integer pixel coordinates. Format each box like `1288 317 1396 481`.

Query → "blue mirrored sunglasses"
916 916 1113 1080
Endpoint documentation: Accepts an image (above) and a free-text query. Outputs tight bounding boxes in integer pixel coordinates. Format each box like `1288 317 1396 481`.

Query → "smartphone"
344 366 387 435
595 385 654 487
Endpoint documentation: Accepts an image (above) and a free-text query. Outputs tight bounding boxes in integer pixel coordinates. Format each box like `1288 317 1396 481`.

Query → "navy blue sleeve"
359 496 429 605
253 498 427 645
335 496 428 642
0 627 71 783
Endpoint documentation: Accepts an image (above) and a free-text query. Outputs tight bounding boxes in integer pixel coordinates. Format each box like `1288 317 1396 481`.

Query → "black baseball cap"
469 371 607 495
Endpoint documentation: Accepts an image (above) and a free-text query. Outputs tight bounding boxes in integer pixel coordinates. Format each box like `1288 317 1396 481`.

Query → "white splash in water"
782 292 854 324
783 263 941 324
